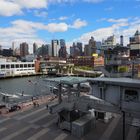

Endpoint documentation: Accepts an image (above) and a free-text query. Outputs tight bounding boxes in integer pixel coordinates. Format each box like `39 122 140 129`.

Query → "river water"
0 76 52 97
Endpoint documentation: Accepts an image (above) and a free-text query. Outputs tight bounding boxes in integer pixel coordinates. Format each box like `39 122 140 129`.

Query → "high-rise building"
12 42 15 51
77 42 83 55
47 44 52 57
96 41 102 55
120 35 124 46
59 39 67 58
36 44 50 58
20 42 29 57
15 47 20 56
84 37 96 56
84 44 89 56
59 47 67 58
12 42 15 56
130 30 140 57
60 39 66 48
70 46 75 57
102 35 116 50
52 40 59 57
89 36 96 54
33 43 38 54
70 42 83 57
0 45 2 51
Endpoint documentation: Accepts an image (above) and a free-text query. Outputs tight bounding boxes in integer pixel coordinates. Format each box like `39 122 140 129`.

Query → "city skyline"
0 0 140 52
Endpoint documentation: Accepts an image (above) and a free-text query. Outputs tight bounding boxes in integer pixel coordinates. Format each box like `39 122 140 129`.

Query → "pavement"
1 95 56 117
0 98 138 140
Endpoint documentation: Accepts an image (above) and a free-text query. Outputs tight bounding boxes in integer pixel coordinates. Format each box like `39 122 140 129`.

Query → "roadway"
0 104 138 140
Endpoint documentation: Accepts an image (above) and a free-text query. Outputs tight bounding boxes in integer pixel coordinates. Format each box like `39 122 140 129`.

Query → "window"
24 64 27 68
11 64 14 68
20 64 23 68
124 89 138 102
16 64 19 68
6 65 9 69
28 64 31 67
1 65 5 69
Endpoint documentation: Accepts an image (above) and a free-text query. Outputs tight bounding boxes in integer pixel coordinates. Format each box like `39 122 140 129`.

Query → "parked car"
8 104 21 112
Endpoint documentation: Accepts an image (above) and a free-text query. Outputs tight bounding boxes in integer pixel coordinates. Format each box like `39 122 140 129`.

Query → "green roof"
44 76 93 85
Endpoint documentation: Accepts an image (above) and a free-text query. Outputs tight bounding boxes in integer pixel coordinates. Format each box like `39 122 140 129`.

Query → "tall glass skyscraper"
52 40 59 57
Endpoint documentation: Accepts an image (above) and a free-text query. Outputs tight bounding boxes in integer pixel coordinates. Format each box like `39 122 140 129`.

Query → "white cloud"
0 23 45 52
46 23 68 32
15 0 47 9
0 19 70 49
0 0 22 16
69 18 87 29
97 18 129 23
0 17 88 49
0 0 48 16
107 18 129 23
0 0 104 17
11 19 69 33
74 17 140 46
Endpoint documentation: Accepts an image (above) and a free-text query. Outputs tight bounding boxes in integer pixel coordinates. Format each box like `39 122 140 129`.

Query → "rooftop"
90 77 140 87
44 76 93 85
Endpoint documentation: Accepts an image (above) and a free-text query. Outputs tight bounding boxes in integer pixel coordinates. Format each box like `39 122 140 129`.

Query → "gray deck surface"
0 105 137 140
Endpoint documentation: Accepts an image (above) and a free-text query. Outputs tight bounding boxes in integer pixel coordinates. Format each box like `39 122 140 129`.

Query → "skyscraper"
70 42 83 57
12 42 15 56
102 35 116 50
120 35 124 46
77 42 83 55
84 37 96 56
70 46 75 57
130 30 140 57
60 39 66 48
0 45 2 50
52 40 59 57
84 44 89 56
33 43 38 54
59 39 67 58
89 36 96 54
20 42 29 57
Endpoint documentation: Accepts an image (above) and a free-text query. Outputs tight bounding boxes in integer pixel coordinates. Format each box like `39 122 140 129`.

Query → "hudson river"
0 76 51 96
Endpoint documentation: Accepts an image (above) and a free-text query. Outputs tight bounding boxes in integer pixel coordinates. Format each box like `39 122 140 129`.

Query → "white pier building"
0 61 35 77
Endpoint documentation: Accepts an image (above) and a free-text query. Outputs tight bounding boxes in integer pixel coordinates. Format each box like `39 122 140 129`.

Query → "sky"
0 0 140 53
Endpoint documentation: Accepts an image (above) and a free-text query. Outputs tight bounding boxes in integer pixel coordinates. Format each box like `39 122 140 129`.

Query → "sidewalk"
1 94 57 117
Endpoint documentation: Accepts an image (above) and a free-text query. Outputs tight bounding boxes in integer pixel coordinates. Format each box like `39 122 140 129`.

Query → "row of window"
0 64 34 69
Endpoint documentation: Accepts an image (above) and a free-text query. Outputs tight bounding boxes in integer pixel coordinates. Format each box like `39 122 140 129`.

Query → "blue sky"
0 0 140 52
